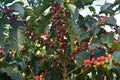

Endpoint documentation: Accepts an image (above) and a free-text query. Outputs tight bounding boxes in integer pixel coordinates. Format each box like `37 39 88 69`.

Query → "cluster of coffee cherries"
98 16 108 25
0 46 4 55
51 1 69 27
49 1 70 52
38 33 50 45
2 7 28 25
32 70 48 80
25 30 37 41
83 54 112 69
72 39 89 61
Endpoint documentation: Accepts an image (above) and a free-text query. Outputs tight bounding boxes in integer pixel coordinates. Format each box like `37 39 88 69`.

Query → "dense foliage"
0 0 120 80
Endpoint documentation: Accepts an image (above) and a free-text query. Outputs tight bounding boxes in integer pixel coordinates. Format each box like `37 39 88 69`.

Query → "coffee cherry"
100 56 105 61
98 18 106 25
86 28 92 32
110 48 115 52
25 30 31 35
20 48 26 55
81 42 88 50
22 19 28 26
58 6 64 12
103 16 108 18
3 7 12 13
53 1 58 7
96 61 101 66
64 10 70 17
101 61 105 65
0 46 4 55
107 54 112 60
71 52 77 61
113 40 120 43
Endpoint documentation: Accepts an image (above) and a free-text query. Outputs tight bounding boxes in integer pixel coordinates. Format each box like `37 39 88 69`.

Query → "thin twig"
66 67 78 77
76 68 89 78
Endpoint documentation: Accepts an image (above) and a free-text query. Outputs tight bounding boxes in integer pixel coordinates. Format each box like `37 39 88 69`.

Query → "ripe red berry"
20 48 26 55
0 46 4 55
3 7 12 13
100 56 105 61
86 28 92 32
81 42 89 50
113 40 120 43
8 14 18 21
53 1 58 7
97 57 101 62
25 30 31 35
110 48 115 52
96 61 101 66
22 19 28 26
101 61 105 65
107 54 112 60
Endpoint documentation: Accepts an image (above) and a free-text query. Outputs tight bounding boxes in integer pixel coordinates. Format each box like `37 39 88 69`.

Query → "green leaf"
100 3 112 11
35 13 52 34
45 70 61 80
56 0 63 5
30 55 41 75
89 43 102 50
0 15 5 45
15 57 26 71
67 4 81 35
105 16 116 25
112 43 120 51
112 51 120 63
111 66 120 78
101 33 114 47
10 3 24 16
76 51 91 66
85 16 98 28
9 21 25 52
84 0 94 4
0 62 16 67
1 67 24 80
0 0 13 4
89 6 95 13
94 49 106 58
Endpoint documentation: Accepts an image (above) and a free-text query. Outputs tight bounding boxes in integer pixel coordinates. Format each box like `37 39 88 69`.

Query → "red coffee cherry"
3 7 12 13
86 28 92 32
20 48 26 55
81 42 89 50
0 46 4 55
22 19 28 26
8 14 18 21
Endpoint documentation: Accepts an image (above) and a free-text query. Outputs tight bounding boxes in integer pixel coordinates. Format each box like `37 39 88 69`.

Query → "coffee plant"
0 0 120 80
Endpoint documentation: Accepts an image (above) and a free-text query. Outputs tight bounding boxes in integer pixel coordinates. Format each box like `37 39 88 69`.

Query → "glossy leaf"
105 16 116 25
14 57 26 71
30 55 42 75
0 0 13 4
112 51 120 63
76 51 91 66
89 6 95 13
1 67 24 80
101 33 114 47
45 70 61 80
100 3 112 11
94 48 106 58
67 4 81 35
10 3 25 16
9 21 25 51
